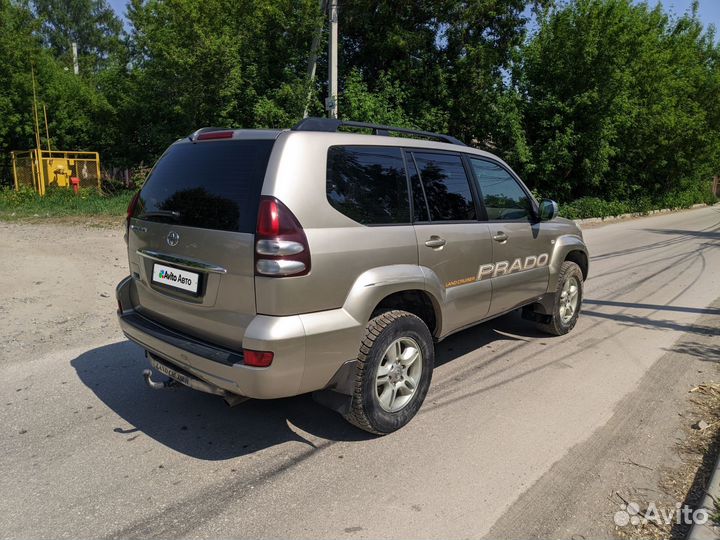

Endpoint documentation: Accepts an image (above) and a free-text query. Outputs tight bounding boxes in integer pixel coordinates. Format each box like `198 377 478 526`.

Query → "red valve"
70 177 80 194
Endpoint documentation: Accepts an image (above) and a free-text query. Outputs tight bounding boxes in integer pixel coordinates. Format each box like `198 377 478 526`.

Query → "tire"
535 260 584 336
344 310 434 435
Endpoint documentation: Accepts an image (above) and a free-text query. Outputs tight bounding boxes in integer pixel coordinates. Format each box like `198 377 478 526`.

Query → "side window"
412 152 476 221
470 158 533 221
326 146 410 225
406 155 430 222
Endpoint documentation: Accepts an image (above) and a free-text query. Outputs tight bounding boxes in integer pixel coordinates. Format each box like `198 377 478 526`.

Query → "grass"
0 186 134 221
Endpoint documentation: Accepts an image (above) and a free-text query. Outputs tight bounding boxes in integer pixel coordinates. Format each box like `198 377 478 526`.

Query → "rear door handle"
493 232 508 243
424 236 446 248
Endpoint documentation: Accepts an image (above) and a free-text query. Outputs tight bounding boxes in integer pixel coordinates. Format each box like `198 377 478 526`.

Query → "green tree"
340 68 414 127
337 0 548 164
31 0 123 74
0 0 116 186
518 0 720 201
119 0 322 164
0 0 39 171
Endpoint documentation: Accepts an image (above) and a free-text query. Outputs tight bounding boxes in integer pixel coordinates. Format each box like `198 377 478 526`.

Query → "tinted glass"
407 156 430 222
326 146 410 224
412 152 476 221
470 158 533 221
137 140 274 232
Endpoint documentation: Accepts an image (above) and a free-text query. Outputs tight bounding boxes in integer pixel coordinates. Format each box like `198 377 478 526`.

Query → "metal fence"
11 149 101 195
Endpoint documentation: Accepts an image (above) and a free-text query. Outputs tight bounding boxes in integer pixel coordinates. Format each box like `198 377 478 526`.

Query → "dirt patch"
0 221 128 364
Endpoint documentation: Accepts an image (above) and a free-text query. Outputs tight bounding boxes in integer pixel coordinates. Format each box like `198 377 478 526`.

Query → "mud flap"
312 359 358 415
522 301 553 323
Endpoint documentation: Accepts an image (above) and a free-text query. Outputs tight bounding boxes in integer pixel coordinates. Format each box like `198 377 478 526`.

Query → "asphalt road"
1 206 719 539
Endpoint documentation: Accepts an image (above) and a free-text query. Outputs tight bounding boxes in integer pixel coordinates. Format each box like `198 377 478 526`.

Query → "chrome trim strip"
136 249 227 274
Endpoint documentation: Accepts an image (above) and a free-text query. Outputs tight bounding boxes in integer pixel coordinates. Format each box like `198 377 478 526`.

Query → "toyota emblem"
166 231 180 247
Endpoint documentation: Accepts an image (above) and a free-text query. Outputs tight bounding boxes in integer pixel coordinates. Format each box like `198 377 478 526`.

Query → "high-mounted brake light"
255 196 311 277
196 131 234 141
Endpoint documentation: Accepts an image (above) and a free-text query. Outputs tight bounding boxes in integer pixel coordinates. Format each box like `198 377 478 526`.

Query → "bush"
559 197 630 219
559 181 718 220
129 166 152 190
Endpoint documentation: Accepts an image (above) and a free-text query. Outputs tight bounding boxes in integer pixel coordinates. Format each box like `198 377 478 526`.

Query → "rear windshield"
136 139 274 233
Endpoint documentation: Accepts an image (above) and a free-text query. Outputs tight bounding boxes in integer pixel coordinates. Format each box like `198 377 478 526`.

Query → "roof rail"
188 127 232 141
292 117 466 146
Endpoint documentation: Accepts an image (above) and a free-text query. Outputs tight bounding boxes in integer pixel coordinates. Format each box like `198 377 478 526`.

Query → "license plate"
152 263 200 294
151 358 190 386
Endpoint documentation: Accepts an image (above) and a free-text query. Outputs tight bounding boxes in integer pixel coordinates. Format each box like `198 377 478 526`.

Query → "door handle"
493 231 508 243
424 236 446 248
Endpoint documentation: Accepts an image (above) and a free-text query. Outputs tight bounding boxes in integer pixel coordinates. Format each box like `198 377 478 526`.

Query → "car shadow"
71 341 376 461
71 310 545 461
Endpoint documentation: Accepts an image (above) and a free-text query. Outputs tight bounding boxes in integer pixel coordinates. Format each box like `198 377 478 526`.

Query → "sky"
106 0 720 33
647 0 720 27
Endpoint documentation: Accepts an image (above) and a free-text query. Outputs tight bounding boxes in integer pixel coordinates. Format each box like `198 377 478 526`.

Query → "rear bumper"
116 276 363 399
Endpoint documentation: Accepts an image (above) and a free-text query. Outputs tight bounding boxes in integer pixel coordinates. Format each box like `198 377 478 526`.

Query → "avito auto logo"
158 269 193 286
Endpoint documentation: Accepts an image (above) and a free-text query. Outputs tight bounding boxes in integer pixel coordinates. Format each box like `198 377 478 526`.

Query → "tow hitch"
141 355 250 407
142 369 179 390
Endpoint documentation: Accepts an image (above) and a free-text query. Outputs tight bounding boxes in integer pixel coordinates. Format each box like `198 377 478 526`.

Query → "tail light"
255 196 310 277
125 190 141 240
243 349 274 368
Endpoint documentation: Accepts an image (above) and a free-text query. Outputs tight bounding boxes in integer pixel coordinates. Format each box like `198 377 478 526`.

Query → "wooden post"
713 176 719 198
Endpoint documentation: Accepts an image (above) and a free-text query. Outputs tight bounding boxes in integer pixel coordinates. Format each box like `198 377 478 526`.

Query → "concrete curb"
687 453 720 540
573 202 717 226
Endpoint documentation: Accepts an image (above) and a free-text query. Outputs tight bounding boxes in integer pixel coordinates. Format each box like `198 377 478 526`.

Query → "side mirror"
538 199 559 221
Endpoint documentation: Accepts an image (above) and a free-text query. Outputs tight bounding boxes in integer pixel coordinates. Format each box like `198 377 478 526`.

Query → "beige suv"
116 118 589 434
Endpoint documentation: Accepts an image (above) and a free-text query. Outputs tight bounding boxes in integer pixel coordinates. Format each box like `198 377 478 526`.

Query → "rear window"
326 146 410 225
137 139 274 233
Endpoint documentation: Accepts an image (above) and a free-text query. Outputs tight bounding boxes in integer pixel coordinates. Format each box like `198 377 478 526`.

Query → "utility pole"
42 104 52 153
71 42 79 75
303 0 328 118
30 63 46 196
326 1 338 118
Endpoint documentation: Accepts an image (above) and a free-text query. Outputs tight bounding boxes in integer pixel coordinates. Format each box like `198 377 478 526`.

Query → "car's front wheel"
344 310 434 434
535 260 584 336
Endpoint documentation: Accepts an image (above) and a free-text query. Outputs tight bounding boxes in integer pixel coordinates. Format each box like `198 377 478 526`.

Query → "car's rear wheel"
344 310 434 434
535 261 584 336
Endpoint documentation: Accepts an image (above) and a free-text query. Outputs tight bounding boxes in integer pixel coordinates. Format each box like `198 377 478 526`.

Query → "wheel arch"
564 249 589 281
341 265 444 337
548 235 589 293
372 289 440 337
